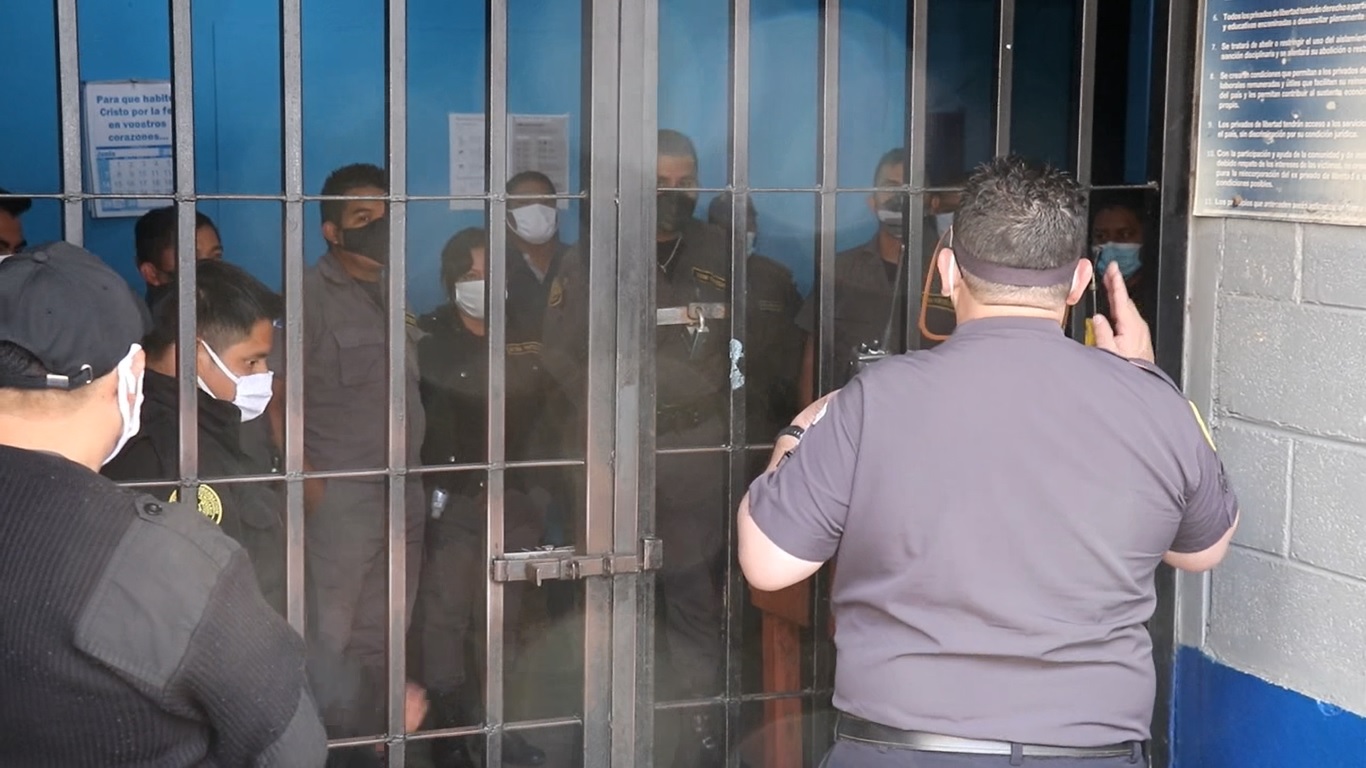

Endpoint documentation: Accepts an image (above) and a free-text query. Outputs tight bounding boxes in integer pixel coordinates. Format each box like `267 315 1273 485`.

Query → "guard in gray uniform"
739 158 1239 767
543 130 733 767
795 149 954 405
0 242 326 766
266 163 427 737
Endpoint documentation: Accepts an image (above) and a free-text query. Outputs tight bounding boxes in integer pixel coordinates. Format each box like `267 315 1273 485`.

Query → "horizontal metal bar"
0 182 1161 201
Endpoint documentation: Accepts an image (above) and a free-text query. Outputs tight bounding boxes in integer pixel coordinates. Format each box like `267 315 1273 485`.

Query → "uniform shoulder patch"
507 340 543 356
406 311 419 328
1188 400 1217 452
168 483 225 526
691 267 728 291
548 276 565 308
75 493 238 692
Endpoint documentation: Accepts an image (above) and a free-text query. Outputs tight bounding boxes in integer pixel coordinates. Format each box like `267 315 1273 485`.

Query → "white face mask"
197 341 274 422
103 344 146 467
0 254 10 265
934 212 955 238
509 204 558 245
454 280 486 320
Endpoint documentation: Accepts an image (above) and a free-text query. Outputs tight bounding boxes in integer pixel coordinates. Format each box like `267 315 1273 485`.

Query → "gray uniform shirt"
747 316 1237 747
797 232 954 388
270 252 425 472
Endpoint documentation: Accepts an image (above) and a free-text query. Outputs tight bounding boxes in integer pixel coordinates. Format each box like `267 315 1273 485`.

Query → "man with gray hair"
739 157 1238 767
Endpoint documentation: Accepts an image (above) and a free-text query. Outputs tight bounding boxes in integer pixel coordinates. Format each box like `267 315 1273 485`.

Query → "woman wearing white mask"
413 227 551 768
102 259 288 614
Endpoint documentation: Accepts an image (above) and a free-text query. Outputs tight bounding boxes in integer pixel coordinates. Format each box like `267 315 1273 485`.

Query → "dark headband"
950 229 1077 288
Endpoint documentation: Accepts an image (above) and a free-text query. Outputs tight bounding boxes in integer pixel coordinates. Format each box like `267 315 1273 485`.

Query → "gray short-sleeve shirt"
747 316 1238 747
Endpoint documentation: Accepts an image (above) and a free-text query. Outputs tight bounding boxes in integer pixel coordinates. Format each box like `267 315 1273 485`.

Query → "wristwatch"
776 425 805 444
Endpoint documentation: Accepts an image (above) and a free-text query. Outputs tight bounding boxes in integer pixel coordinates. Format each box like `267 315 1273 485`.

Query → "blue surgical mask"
934 213 954 239
1094 242 1142 278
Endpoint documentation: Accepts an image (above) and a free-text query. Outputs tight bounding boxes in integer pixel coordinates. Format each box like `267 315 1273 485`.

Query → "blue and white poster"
1194 2 1366 225
83 80 174 219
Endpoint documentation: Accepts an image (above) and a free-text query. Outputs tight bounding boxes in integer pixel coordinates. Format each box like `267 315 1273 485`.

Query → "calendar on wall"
83 81 175 219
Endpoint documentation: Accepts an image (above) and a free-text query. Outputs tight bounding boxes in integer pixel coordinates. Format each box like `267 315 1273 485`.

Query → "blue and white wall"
0 0 1093 308
1177 209 1366 763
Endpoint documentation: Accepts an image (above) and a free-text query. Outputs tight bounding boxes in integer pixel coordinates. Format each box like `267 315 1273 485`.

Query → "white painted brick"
1207 547 1366 715
1216 297 1366 441
1303 224 1366 310
1212 421 1288 555
1291 441 1366 580
1221 218 1297 300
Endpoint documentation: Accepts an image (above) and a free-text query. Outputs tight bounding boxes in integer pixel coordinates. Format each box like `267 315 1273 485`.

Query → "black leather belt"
835 714 1141 760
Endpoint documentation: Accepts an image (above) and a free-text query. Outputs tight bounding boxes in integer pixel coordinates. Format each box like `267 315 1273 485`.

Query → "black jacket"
418 306 566 477
103 369 286 613
0 446 325 766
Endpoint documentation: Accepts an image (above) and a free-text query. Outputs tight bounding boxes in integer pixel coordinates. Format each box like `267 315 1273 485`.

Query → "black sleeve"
101 434 172 487
177 549 328 766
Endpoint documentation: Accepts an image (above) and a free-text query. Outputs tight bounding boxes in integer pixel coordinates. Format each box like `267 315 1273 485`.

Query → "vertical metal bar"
617 0 659 764
583 0 622 765
1069 0 1099 343
813 0 839 398
723 0 751 763
993 0 1016 157
384 0 410 761
1149 3 1199 765
810 0 840 760
54 0 84 245
170 0 200 501
901 0 929 353
484 0 510 764
279 0 307 635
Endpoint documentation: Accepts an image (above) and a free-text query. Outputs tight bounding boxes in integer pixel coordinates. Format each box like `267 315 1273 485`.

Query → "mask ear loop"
917 227 953 343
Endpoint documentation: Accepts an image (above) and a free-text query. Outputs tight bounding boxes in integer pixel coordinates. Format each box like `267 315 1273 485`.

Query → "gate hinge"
490 537 663 586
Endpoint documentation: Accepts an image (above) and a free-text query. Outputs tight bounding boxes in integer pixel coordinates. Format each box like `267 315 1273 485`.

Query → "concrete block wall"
1189 215 1366 717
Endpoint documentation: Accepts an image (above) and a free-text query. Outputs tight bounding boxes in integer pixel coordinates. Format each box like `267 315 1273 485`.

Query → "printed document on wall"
449 113 571 211
83 80 174 219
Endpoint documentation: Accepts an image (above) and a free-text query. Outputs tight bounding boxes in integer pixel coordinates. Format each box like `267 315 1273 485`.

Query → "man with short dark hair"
265 162 428 739
134 205 224 308
1089 197 1152 324
740 157 1238 767
794 149 961 405
0 242 326 766
103 259 287 613
0 187 32 257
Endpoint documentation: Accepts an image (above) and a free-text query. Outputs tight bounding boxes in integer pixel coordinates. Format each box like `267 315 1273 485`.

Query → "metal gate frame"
30 0 1200 765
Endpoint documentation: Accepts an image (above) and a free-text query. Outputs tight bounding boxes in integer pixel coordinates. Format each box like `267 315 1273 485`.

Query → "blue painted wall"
1173 647 1366 768
0 0 1106 307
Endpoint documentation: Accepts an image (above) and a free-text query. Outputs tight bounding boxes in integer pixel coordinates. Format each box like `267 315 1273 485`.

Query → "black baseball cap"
0 186 33 217
0 242 145 390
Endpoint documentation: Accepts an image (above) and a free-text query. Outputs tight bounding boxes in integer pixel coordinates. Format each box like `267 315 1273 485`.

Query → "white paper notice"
83 80 174 219
448 113 571 211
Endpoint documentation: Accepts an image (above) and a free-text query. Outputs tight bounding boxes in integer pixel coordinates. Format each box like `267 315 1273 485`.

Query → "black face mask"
657 191 697 235
145 280 174 311
338 216 390 265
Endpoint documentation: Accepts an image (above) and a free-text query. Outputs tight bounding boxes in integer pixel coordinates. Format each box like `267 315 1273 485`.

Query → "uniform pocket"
332 325 387 388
